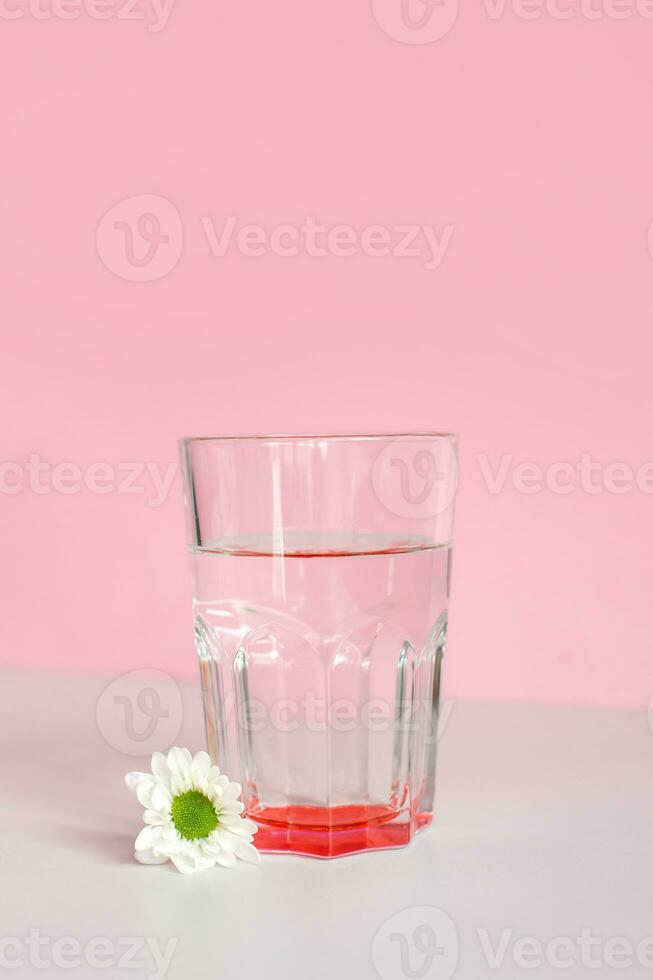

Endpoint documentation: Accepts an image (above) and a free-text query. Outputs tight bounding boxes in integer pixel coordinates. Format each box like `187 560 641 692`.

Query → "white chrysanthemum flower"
125 747 260 874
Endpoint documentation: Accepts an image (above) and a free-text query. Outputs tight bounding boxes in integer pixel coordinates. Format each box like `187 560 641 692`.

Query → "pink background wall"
2 1 652 708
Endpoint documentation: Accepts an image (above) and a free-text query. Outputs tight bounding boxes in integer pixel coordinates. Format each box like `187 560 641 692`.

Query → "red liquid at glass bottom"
250 803 432 858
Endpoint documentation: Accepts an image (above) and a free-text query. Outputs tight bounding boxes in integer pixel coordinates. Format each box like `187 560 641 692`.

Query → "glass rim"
180 431 458 447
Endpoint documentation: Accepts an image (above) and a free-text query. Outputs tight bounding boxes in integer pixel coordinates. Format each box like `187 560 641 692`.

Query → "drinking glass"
180 433 458 858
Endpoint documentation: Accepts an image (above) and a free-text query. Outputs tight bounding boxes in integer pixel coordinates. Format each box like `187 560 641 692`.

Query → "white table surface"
2 668 652 979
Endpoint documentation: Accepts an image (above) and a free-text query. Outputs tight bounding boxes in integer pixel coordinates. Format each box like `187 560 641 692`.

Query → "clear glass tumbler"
180 433 458 858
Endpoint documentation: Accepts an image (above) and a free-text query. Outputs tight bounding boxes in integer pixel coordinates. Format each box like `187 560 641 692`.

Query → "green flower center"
170 790 219 841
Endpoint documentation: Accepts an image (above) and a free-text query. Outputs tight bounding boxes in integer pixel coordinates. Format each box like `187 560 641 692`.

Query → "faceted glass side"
194 603 448 858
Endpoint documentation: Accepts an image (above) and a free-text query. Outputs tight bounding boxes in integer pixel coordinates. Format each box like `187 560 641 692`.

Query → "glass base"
250 803 433 858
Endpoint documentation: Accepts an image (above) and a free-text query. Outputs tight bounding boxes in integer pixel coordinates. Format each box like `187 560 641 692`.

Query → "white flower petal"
199 840 224 863
237 841 261 865
170 853 199 874
151 752 171 788
187 845 216 871
219 816 258 837
207 785 222 807
215 850 237 869
220 801 245 816
219 782 242 804
125 772 155 804
161 825 181 842
162 836 190 855
136 780 159 810
169 844 214 874
195 855 217 871
212 829 241 853
192 751 212 775
135 848 169 866
194 773 209 795
151 782 172 812
143 809 169 826
167 747 192 782
135 825 165 851
170 774 192 797
135 779 156 809
125 771 150 794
